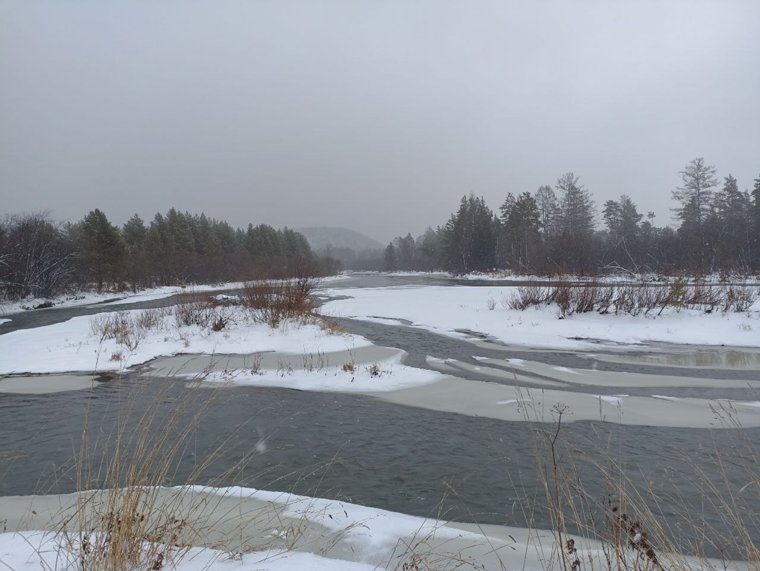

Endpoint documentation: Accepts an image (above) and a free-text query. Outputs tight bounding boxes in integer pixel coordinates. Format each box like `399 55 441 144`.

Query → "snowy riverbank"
321 284 760 350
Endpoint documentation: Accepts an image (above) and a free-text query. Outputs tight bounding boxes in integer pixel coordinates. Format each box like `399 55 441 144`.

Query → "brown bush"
242 278 316 327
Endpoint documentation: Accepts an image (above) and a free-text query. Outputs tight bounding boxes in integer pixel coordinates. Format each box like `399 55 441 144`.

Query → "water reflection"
596 349 760 369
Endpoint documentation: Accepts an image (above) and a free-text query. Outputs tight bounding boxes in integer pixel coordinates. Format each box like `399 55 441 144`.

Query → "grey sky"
1 1 759 244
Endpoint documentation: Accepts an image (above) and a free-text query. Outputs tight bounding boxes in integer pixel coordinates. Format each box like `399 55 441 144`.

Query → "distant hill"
297 227 385 252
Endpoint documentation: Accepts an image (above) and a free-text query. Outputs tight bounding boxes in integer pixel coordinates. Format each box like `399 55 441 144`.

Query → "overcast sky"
1 1 759 243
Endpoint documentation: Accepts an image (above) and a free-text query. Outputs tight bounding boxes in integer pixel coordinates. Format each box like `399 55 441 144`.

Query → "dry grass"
60 380 250 571
518 398 760 571
241 278 316 328
90 309 171 351
506 279 759 318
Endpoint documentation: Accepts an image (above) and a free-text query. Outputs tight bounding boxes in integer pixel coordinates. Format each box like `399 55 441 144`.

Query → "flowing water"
1 274 759 556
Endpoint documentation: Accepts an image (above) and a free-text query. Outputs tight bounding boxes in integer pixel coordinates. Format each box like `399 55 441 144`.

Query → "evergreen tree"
713 174 751 270
122 214 147 290
443 195 496 274
79 209 126 291
395 234 416 270
602 195 642 270
535 185 557 239
383 243 397 271
501 192 542 271
554 173 595 274
751 174 760 267
672 157 718 273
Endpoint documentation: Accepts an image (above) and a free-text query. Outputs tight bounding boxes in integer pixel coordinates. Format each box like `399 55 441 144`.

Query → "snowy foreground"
321 284 760 350
0 486 748 571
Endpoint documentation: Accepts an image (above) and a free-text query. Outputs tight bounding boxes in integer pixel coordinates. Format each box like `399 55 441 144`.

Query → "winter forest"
0 208 328 300
2 157 760 301
384 158 760 276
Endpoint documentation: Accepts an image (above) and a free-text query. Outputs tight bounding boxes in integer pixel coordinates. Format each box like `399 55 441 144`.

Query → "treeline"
0 208 336 299
384 158 760 276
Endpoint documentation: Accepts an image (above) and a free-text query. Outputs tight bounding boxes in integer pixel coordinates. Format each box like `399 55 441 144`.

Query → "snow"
0 306 372 375
0 486 752 571
0 276 350 318
0 531 377 571
321 285 760 350
597 394 628 405
192 352 444 393
0 318 9 325
0 282 249 317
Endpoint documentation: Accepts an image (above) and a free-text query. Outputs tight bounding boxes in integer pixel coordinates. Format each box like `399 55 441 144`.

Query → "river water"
1 274 759 555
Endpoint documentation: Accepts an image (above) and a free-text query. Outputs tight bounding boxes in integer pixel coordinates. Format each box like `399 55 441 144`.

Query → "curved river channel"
1 274 759 556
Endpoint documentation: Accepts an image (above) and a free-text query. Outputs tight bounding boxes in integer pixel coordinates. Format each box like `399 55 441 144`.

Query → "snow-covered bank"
0 300 443 395
0 276 349 317
0 487 749 571
183 348 445 393
0 306 371 375
0 285 206 316
322 285 760 350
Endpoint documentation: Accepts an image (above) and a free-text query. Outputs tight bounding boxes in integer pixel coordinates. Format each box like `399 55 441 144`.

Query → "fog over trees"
0 208 329 300
382 158 760 276
2 158 760 300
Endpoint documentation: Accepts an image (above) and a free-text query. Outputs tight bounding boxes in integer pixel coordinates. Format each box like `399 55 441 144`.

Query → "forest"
383 158 760 276
3 158 760 301
0 208 333 300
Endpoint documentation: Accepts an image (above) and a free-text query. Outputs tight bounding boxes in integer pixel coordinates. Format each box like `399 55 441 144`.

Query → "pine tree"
383 243 397 271
713 175 751 271
751 175 760 268
672 158 718 273
554 173 595 274
123 214 147 290
79 209 125 292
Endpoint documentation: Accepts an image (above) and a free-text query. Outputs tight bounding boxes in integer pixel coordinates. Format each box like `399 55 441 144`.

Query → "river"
1 273 758 555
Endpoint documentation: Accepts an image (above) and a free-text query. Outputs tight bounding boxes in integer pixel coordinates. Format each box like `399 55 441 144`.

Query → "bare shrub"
506 278 757 319
687 283 721 312
572 281 602 314
507 286 552 310
91 313 146 351
173 300 218 329
242 278 315 327
552 283 572 318
725 286 758 312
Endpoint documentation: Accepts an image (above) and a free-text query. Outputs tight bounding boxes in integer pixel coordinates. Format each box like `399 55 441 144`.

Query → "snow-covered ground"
0 306 371 375
0 301 445 395
189 350 444 393
0 276 349 317
347 269 760 284
0 283 245 317
321 285 760 350
0 486 748 571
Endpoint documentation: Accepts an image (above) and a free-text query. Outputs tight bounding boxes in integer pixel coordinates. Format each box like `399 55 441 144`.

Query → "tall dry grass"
58 377 252 571
518 396 760 571
506 279 759 318
241 278 316 327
